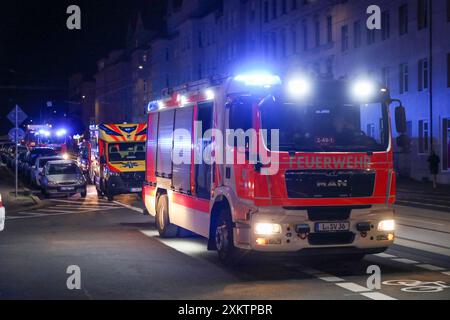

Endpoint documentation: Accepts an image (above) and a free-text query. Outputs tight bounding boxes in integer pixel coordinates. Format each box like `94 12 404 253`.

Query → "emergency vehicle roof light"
351 79 376 101
287 78 311 98
205 89 215 100
56 129 67 137
234 72 281 88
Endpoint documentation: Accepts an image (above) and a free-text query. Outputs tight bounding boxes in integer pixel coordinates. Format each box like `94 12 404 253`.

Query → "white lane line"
114 201 144 214
416 264 446 271
442 271 450 276
54 205 122 211
50 199 120 206
336 283 371 293
31 209 77 214
361 292 397 301
392 258 420 264
318 276 345 283
6 212 71 220
375 253 397 259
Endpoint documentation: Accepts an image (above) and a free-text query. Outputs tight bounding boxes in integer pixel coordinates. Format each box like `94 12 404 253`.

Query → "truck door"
195 102 213 200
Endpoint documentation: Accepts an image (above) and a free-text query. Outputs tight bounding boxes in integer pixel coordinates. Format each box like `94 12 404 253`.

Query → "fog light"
255 223 282 235
256 238 269 245
378 220 395 232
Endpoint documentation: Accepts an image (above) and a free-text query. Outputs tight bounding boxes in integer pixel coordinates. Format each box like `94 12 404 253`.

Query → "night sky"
0 0 165 135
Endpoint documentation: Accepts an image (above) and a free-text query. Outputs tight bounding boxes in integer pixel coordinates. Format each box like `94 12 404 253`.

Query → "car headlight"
378 220 395 232
254 223 282 235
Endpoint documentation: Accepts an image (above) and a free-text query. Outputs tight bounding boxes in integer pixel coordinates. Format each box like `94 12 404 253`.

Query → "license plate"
131 188 142 192
61 187 75 191
315 222 350 233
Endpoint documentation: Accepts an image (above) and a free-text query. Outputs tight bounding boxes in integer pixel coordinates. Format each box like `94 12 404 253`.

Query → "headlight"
62 153 70 160
378 220 395 232
254 223 282 235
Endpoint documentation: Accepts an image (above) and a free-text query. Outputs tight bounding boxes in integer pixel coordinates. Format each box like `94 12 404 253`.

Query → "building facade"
147 0 450 184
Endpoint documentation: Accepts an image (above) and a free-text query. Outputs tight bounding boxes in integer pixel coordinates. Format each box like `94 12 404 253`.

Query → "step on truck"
142 73 408 265
92 123 148 201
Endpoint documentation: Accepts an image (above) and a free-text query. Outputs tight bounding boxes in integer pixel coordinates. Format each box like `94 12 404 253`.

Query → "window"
367 124 376 138
400 63 409 93
443 118 450 171
353 20 361 48
327 16 333 44
272 0 277 20
418 58 429 91
448 53 450 87
302 21 308 51
367 28 375 45
291 27 297 54
314 17 320 47
382 67 391 89
419 120 429 154
341 25 349 51
418 0 428 30
264 1 269 23
381 11 390 40
399 4 408 35
281 29 287 57
448 0 450 22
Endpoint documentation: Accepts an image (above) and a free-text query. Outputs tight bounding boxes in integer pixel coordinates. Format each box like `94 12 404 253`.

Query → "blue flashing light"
56 129 67 137
234 72 281 88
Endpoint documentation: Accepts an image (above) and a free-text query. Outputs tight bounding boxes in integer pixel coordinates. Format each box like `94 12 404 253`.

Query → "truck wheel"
106 190 114 202
215 208 245 266
156 194 178 238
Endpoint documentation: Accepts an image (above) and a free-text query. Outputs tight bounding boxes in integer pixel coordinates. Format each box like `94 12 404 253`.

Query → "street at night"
1 0 450 308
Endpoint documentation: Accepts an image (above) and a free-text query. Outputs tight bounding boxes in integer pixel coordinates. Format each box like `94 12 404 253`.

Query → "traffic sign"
8 128 25 142
7 105 27 126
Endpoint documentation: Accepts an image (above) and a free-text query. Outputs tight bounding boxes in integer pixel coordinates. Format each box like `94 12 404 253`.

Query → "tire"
81 188 87 198
215 208 245 266
156 194 178 238
106 191 114 202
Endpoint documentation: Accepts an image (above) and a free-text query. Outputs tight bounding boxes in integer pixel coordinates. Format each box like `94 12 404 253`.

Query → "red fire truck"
142 73 407 265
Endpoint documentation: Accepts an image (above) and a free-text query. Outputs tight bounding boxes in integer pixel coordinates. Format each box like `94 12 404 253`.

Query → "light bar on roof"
234 72 281 88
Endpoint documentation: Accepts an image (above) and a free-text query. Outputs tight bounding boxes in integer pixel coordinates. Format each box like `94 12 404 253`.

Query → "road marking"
6 212 71 220
416 264 446 271
442 271 450 276
375 253 397 259
319 276 345 283
336 282 371 293
114 201 144 214
392 258 420 264
361 292 397 300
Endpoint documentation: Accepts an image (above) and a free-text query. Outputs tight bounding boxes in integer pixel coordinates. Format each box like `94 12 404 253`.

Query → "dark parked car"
23 148 58 182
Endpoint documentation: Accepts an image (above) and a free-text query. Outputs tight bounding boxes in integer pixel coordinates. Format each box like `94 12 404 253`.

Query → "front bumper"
46 184 86 195
107 174 144 195
234 205 395 254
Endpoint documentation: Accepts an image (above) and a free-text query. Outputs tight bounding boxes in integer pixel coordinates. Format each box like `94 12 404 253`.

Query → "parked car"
40 160 87 198
7 146 28 169
30 156 63 188
0 194 5 231
23 148 58 183
0 143 14 164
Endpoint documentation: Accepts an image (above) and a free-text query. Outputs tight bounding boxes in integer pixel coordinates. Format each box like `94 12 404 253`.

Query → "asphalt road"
1 184 449 300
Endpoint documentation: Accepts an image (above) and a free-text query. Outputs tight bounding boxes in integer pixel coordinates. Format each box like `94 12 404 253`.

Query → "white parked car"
0 194 5 232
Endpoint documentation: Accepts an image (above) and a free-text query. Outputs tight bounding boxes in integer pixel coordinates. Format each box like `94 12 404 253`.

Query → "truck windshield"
108 143 146 162
261 101 389 153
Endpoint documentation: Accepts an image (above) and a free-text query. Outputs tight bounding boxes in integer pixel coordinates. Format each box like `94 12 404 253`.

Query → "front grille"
120 172 145 188
285 170 375 199
308 232 355 246
307 207 351 221
59 182 76 186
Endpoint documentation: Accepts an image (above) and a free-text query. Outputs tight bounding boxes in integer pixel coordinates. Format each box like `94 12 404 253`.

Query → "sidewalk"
396 176 450 212
0 164 43 214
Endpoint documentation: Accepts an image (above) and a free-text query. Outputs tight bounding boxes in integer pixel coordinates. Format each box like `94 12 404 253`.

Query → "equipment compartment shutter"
146 113 159 183
173 106 194 192
157 110 175 178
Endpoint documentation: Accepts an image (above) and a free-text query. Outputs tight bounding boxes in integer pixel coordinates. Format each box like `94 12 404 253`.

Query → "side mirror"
100 156 107 165
395 105 407 134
